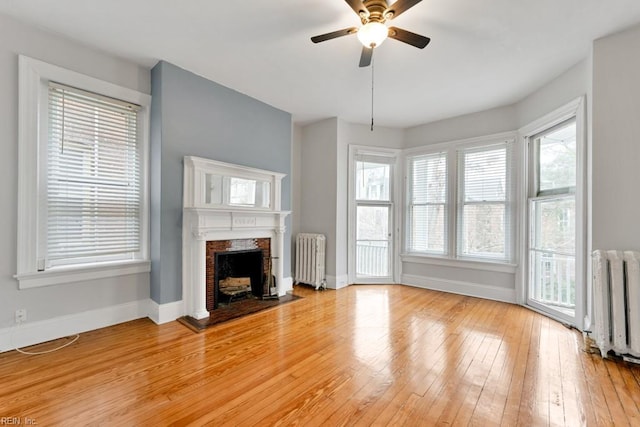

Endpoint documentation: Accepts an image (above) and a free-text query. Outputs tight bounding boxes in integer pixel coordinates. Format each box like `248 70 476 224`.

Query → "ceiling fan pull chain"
371 55 375 132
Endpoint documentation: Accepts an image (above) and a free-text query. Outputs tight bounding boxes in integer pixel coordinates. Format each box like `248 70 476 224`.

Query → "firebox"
213 249 264 309
205 238 271 311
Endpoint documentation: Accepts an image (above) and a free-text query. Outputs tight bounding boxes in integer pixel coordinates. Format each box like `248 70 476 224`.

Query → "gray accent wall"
150 61 292 304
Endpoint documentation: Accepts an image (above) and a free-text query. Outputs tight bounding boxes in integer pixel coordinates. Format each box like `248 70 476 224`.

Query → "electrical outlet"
15 309 27 324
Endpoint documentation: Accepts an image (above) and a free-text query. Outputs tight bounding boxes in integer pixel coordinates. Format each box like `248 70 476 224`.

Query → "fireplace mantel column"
190 231 210 319
274 224 286 296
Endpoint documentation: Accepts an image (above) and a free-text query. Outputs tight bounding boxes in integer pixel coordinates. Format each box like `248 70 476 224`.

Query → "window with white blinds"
457 144 512 261
408 152 448 254
44 83 142 267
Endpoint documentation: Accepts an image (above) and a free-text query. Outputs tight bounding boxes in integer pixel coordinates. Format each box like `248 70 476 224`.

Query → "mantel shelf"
185 207 291 216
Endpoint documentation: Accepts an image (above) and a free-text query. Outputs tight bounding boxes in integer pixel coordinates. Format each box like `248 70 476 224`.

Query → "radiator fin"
295 233 326 290
592 250 640 358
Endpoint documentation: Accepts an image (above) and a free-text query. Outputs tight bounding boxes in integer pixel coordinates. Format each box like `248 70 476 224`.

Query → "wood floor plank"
469 302 525 425
1 284 639 426
557 324 596 426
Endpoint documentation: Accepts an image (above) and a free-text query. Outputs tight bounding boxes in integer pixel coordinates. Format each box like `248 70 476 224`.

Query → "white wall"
291 124 303 270
592 23 640 251
296 120 404 288
405 105 517 148
296 54 595 304
516 59 591 128
299 119 340 281
0 15 151 346
335 119 349 287
344 123 405 149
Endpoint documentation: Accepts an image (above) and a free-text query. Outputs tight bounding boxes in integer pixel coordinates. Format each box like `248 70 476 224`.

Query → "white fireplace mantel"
182 156 290 319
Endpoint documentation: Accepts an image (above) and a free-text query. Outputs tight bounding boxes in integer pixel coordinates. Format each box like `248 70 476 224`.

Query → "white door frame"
348 145 401 284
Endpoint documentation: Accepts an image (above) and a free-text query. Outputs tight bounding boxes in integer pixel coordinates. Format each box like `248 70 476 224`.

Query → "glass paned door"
354 157 394 281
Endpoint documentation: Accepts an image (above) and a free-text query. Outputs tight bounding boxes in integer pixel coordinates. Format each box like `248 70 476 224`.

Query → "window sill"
401 253 517 274
15 260 151 289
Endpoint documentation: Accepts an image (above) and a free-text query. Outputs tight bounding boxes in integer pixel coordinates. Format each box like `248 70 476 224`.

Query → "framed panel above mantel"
183 156 287 212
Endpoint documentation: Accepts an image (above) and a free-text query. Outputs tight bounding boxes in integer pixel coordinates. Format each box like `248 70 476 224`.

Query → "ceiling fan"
311 0 430 67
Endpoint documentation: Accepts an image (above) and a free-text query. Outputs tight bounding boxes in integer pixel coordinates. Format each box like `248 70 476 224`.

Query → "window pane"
538 121 576 192
357 206 388 241
412 154 447 204
531 197 575 254
408 152 447 255
460 204 505 257
463 148 506 202
458 143 511 261
357 206 389 277
47 83 141 264
410 205 446 253
530 251 575 309
229 177 256 206
356 241 389 277
356 161 390 201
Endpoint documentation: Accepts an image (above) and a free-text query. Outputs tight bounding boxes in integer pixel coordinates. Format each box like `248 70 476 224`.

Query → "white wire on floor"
10 324 79 355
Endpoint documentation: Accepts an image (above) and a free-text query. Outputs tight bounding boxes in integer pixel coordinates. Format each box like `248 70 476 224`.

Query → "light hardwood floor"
1 285 639 426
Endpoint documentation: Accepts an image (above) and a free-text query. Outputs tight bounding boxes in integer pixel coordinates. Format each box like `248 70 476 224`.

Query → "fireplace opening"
214 249 264 308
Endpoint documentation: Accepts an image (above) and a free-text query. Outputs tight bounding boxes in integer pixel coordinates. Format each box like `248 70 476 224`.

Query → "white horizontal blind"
457 143 512 261
46 82 141 266
408 152 447 254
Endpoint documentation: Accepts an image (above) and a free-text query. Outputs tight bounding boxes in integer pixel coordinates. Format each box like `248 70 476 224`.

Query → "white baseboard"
280 276 293 295
147 299 184 325
326 274 349 290
401 274 516 304
0 300 149 353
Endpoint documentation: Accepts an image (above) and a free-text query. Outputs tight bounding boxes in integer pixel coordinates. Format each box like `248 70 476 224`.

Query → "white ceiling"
2 0 640 128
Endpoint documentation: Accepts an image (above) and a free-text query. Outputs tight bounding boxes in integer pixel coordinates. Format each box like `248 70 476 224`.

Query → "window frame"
457 142 513 262
406 151 449 255
16 55 151 289
518 97 586 328
403 132 517 268
532 118 577 198
348 145 401 284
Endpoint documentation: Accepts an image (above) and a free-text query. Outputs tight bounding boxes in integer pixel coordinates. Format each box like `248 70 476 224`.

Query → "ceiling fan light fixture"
357 22 388 48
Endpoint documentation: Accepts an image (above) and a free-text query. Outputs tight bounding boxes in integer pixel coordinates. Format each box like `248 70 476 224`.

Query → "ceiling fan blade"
311 27 358 43
359 46 373 67
345 0 369 18
388 26 431 49
384 0 422 19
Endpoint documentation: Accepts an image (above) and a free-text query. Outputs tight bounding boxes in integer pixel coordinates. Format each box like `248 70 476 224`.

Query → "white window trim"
15 55 151 289
400 253 517 273
403 131 517 267
517 96 587 328
457 142 514 262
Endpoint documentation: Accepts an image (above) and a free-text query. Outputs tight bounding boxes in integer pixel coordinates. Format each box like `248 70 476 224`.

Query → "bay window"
405 135 514 264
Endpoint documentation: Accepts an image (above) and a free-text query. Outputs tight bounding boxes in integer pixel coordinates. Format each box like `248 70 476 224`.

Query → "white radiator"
295 233 326 290
592 250 640 360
